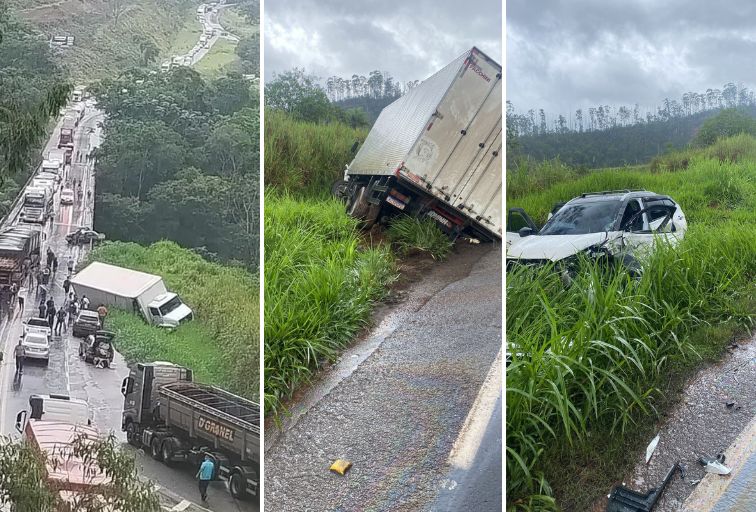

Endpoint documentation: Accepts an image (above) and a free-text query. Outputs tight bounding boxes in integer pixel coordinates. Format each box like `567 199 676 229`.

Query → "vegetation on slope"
90 241 260 400
506 135 756 510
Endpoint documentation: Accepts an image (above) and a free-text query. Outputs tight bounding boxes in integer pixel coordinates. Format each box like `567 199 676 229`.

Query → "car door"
506 208 538 252
621 200 678 254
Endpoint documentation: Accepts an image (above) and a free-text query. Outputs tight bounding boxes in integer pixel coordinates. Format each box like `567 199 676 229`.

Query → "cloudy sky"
508 0 756 116
264 0 502 84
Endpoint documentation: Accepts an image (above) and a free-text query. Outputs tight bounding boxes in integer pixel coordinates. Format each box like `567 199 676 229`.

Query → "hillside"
506 135 756 510
9 0 196 83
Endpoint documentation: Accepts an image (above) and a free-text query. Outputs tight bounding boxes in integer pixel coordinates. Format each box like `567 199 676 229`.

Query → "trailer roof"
71 262 162 299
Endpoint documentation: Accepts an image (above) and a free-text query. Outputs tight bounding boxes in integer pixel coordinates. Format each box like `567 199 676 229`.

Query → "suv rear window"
539 199 621 235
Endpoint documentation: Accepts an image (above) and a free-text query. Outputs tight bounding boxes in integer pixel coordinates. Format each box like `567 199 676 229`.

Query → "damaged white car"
506 190 687 275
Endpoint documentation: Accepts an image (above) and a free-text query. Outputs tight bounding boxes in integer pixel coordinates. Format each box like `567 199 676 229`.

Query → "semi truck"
70 262 194 327
59 117 76 149
0 226 41 287
121 362 260 500
334 47 502 242
48 148 67 166
20 186 52 224
40 159 62 178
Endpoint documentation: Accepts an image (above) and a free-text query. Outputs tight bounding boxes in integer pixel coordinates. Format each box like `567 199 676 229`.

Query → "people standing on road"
46 305 56 329
14 339 25 375
9 282 18 301
68 299 78 325
195 455 215 502
55 307 67 335
52 257 58 274
81 295 90 310
97 304 108 329
63 277 71 295
38 300 46 320
46 248 54 267
16 286 25 315
67 258 75 275
46 298 55 312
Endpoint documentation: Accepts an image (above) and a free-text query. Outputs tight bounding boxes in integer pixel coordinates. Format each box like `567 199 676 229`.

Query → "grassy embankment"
506 134 756 510
89 241 260 401
12 0 197 82
219 7 258 39
264 110 401 417
194 38 239 78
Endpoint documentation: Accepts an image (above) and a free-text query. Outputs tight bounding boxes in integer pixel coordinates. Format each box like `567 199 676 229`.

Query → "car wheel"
229 471 247 499
125 421 139 447
151 438 163 461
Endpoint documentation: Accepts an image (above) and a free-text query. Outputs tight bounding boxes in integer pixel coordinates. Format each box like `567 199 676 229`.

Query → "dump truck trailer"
336 47 502 241
121 362 260 500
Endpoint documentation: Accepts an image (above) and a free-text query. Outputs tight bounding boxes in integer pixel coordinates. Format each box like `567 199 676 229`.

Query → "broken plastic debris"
645 433 660 464
726 401 735 408
330 459 353 476
698 457 731 475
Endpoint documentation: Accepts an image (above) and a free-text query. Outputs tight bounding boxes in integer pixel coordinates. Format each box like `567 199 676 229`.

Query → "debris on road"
330 459 353 476
645 433 660 464
698 454 731 475
606 463 679 512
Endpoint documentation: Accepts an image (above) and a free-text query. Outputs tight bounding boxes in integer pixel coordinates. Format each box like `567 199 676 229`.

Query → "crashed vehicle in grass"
506 190 687 276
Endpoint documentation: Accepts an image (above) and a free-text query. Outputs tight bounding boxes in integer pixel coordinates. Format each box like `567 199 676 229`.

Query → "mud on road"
264 243 502 511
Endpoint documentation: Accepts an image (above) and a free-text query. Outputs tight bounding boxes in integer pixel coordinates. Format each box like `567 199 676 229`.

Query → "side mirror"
15 410 27 434
518 227 535 238
121 377 134 397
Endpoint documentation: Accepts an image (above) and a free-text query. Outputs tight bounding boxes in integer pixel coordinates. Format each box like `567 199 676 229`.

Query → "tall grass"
89 241 260 400
264 109 367 197
387 216 453 260
264 194 395 416
507 135 756 510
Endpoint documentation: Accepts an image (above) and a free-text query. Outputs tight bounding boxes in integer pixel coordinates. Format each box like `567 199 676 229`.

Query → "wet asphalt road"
0 107 256 512
265 243 503 511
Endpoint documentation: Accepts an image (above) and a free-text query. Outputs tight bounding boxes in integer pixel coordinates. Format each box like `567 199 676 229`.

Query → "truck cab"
21 187 50 224
148 292 194 327
40 159 62 177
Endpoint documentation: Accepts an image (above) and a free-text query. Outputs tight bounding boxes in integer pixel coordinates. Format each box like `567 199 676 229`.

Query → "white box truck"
71 262 194 327
335 47 502 241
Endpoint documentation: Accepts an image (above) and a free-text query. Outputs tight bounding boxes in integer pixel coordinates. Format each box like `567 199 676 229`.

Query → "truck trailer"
335 47 502 241
70 262 193 327
20 186 52 224
121 362 260 500
59 117 76 149
0 226 41 286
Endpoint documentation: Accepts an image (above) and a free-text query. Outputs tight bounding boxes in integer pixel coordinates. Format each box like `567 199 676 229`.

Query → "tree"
107 0 132 29
235 34 260 74
694 108 756 146
0 433 160 511
211 74 251 116
265 68 335 123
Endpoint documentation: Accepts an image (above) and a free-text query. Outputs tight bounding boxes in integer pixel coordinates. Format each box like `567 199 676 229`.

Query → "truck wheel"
161 441 175 467
229 471 247 500
151 438 163 461
125 421 139 447
347 186 369 219
331 179 349 202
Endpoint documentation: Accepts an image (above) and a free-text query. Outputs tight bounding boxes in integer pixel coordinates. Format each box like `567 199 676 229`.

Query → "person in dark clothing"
63 278 71 295
52 257 58 274
46 306 56 329
38 302 47 319
55 308 66 335
14 340 25 374
46 298 54 312
46 249 54 267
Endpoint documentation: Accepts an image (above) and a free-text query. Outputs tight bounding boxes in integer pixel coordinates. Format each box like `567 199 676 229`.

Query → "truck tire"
151 437 163 461
125 421 139 447
161 440 175 467
347 186 369 220
229 471 247 500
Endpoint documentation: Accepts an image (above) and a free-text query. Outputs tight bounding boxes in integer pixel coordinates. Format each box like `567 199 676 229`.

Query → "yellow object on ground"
330 459 353 475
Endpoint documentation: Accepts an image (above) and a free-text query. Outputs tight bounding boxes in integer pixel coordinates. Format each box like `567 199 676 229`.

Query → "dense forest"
0 5 70 212
90 68 260 269
509 82 756 168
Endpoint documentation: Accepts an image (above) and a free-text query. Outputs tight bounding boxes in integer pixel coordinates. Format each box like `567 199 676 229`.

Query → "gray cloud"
264 0 502 84
507 0 756 116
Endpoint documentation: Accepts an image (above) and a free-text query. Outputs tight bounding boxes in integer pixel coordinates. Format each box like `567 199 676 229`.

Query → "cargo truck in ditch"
121 362 260 500
334 47 502 241
71 262 193 327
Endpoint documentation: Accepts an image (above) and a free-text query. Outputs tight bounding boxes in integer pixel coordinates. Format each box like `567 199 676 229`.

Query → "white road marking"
446 349 502 471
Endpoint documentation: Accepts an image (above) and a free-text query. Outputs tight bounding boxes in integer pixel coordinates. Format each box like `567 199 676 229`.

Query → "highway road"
0 102 256 512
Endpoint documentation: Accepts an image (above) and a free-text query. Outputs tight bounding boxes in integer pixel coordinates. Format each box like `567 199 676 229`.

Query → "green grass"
219 7 258 39
89 241 260 400
387 216 453 260
264 194 395 416
506 135 756 510
264 109 368 197
194 39 239 78
168 8 203 56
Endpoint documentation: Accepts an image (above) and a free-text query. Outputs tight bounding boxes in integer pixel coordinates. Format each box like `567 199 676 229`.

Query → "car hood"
506 232 619 262
162 303 193 324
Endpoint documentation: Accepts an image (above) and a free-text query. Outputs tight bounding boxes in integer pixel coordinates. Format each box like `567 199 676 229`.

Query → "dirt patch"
18 0 103 25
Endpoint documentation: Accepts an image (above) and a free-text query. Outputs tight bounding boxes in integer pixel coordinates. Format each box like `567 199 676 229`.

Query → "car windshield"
539 199 622 235
29 318 48 327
